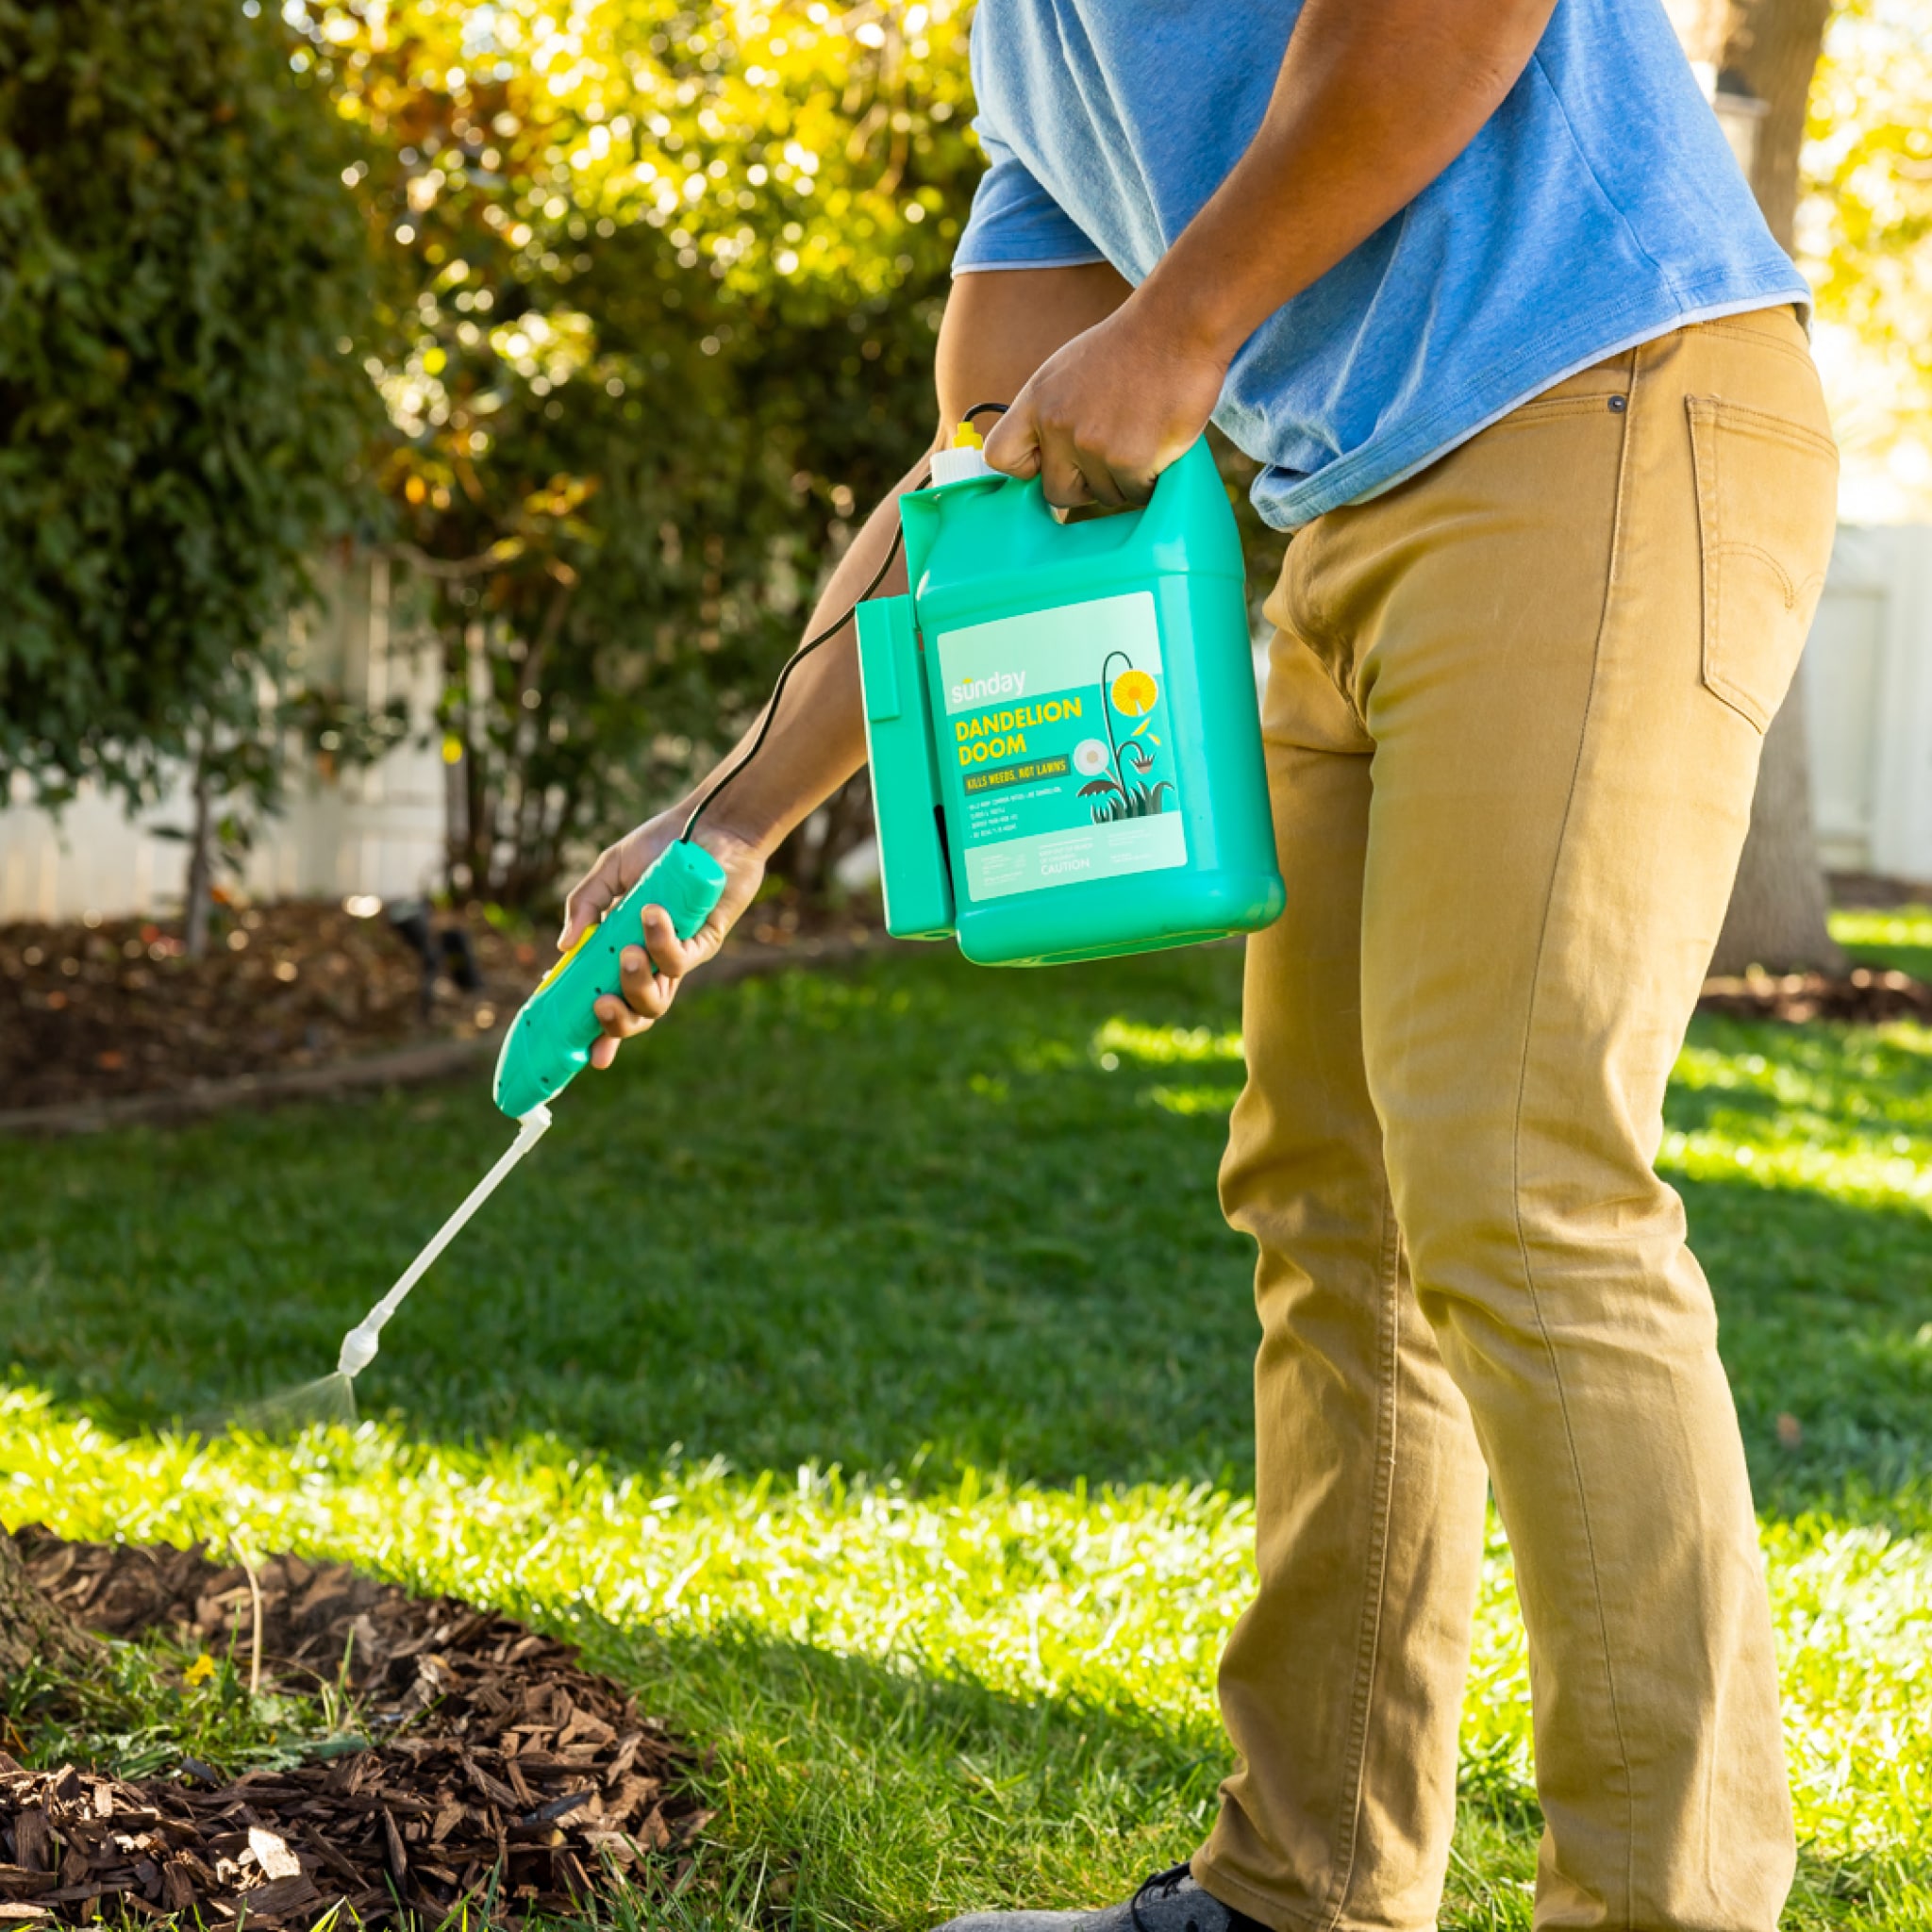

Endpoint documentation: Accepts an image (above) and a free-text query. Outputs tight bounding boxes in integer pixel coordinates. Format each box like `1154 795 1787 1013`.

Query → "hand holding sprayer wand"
237 443 941 1433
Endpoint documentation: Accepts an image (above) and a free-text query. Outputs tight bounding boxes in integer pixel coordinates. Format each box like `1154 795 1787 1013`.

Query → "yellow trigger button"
532 922 597 995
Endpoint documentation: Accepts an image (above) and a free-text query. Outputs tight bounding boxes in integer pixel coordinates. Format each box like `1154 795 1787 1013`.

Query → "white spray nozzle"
338 1324 380 1377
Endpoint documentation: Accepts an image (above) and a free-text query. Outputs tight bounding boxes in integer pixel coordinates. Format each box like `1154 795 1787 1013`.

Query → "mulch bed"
1 1529 710 1926
0 903 535 1114
5 885 1920 1121
1697 964 1932 1024
1 891 875 1116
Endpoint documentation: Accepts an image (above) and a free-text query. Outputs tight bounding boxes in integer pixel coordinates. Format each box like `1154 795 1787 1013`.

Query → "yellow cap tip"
951 421 985 449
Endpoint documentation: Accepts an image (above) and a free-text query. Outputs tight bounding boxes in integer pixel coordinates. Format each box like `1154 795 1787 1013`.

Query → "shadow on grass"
1681 1176 1932 1522
3 1165 1925 1534
0 947 1924 1527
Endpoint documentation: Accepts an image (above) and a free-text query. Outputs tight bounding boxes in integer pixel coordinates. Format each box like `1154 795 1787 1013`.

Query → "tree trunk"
182 739 216 962
1673 0 1846 974
1710 699 1845 974
0 1533 100 1690
1723 0 1833 251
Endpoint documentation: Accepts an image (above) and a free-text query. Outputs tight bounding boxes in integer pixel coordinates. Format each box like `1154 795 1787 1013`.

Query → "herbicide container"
858 438 1284 968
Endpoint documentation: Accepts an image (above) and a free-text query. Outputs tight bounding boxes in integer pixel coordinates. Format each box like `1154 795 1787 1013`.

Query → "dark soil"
7 877 1918 1121
1697 964 1932 1025
1 1529 709 1927
1826 870 1932 909
1 891 875 1115
0 903 535 1113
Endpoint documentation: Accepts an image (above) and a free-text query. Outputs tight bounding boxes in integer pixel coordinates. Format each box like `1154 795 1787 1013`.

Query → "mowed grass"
2 908 1929 1930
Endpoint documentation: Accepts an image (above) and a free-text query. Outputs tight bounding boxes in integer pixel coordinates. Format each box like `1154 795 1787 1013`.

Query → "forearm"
687 264 1134 857
684 461 924 858
1134 0 1556 368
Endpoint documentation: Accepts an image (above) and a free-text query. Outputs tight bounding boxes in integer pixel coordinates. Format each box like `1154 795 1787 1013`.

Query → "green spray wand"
340 836 726 1375
490 837 728 1121
242 475 923 1435
243 840 726 1432
351 835 726 1374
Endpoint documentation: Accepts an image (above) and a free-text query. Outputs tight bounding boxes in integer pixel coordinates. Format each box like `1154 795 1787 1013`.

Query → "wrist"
1127 263 1244 374
674 798 774 867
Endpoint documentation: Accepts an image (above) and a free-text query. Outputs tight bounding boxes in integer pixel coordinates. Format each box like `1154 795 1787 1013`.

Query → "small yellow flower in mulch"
180 1654 218 1689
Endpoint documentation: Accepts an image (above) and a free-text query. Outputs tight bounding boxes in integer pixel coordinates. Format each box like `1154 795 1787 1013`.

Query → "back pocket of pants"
1687 395 1839 732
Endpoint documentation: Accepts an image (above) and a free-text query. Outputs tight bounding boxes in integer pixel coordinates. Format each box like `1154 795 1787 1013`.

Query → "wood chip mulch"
0 902 535 1113
1696 964 1932 1025
2 1528 711 1926
0 891 880 1118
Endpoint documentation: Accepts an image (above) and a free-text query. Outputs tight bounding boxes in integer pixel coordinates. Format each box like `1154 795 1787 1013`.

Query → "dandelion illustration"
1089 651 1173 823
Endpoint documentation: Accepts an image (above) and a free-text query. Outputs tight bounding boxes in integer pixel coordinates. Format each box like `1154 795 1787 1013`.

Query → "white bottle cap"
930 442 992 486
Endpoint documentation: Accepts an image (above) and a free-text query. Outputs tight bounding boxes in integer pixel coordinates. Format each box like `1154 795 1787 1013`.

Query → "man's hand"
982 301 1225 509
557 808 765 1069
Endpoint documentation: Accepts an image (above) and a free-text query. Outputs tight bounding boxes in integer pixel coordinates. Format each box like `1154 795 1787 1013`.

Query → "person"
558 0 1839 1925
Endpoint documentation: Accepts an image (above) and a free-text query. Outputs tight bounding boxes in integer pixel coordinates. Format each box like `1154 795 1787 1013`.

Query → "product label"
935 591 1187 903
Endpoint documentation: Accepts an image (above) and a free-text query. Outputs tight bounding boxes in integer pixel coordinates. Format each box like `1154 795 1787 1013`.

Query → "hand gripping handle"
492 839 728 1118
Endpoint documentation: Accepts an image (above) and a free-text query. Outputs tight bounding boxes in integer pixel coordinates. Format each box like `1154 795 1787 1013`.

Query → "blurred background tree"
296 0 977 904
1802 0 1932 508
1665 0 1852 974
0 0 387 951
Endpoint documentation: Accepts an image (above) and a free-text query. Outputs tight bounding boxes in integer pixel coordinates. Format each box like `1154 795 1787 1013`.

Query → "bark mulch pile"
1 1528 710 1926
1697 963 1932 1025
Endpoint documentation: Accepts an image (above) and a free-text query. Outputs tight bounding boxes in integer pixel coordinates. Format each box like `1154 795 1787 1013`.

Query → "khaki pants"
1192 307 1838 1932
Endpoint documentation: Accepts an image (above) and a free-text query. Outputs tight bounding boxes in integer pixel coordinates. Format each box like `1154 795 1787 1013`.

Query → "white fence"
0 555 448 925
1802 524 1932 883
4 525 1930 924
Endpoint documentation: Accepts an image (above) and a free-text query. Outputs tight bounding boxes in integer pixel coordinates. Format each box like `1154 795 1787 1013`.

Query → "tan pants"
1192 307 1838 1932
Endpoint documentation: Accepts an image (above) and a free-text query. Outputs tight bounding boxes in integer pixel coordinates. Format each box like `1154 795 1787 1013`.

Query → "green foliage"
1802 0 1932 506
1832 904 1932 985
4 1633 360 1784
0 0 384 807
0 0 1276 905
291 0 978 900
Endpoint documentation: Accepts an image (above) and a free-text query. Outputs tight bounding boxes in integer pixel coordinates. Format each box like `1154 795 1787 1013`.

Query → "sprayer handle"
491 839 728 1118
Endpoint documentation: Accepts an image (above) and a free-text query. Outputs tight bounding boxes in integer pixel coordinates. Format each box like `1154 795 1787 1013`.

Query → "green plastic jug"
857 438 1285 967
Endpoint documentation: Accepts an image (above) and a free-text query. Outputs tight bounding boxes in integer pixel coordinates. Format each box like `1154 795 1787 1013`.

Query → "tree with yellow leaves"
298 0 979 901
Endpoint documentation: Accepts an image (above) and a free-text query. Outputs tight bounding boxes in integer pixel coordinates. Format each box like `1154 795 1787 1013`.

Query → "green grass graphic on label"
1078 658 1175 824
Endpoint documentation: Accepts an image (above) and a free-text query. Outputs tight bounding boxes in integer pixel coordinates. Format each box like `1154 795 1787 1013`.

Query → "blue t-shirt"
956 0 1812 530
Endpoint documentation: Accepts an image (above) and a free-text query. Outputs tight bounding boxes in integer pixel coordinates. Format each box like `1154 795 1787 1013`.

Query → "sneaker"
933 1862 1273 1932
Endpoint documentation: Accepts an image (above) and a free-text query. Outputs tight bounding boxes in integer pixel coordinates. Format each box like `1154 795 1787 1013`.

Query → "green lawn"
3 908 1929 1930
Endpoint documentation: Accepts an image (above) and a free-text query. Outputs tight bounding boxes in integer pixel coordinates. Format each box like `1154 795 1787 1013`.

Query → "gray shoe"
934 1863 1271 1932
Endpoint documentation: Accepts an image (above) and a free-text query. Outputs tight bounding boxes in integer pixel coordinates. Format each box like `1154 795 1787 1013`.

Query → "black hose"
682 488 922 843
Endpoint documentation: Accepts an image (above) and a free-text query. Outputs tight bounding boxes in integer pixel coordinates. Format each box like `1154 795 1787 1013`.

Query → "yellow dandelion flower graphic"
1110 668 1158 716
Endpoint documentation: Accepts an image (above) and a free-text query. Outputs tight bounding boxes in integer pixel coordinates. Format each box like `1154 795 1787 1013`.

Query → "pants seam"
1688 316 1814 368
1505 332 1645 1929
1315 1184 1406 1930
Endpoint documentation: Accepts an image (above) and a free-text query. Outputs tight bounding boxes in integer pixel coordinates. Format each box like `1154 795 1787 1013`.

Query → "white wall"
1802 524 1932 883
